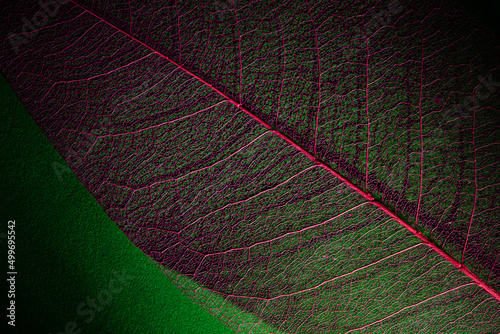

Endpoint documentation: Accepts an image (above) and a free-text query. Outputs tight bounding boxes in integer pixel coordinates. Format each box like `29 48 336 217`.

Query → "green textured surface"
0 73 233 333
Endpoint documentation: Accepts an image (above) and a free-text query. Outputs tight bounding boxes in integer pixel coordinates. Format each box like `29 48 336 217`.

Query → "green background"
0 74 233 333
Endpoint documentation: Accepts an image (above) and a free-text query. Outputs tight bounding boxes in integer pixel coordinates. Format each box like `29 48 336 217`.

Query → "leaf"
1 0 500 332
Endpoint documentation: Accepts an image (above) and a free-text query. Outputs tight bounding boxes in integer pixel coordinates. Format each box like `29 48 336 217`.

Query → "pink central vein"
68 0 500 303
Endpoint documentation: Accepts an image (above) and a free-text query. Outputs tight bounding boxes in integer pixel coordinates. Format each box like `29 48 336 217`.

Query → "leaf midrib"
66 0 500 303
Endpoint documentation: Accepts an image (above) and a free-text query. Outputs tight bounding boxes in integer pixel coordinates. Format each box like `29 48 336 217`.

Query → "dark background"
455 0 500 38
